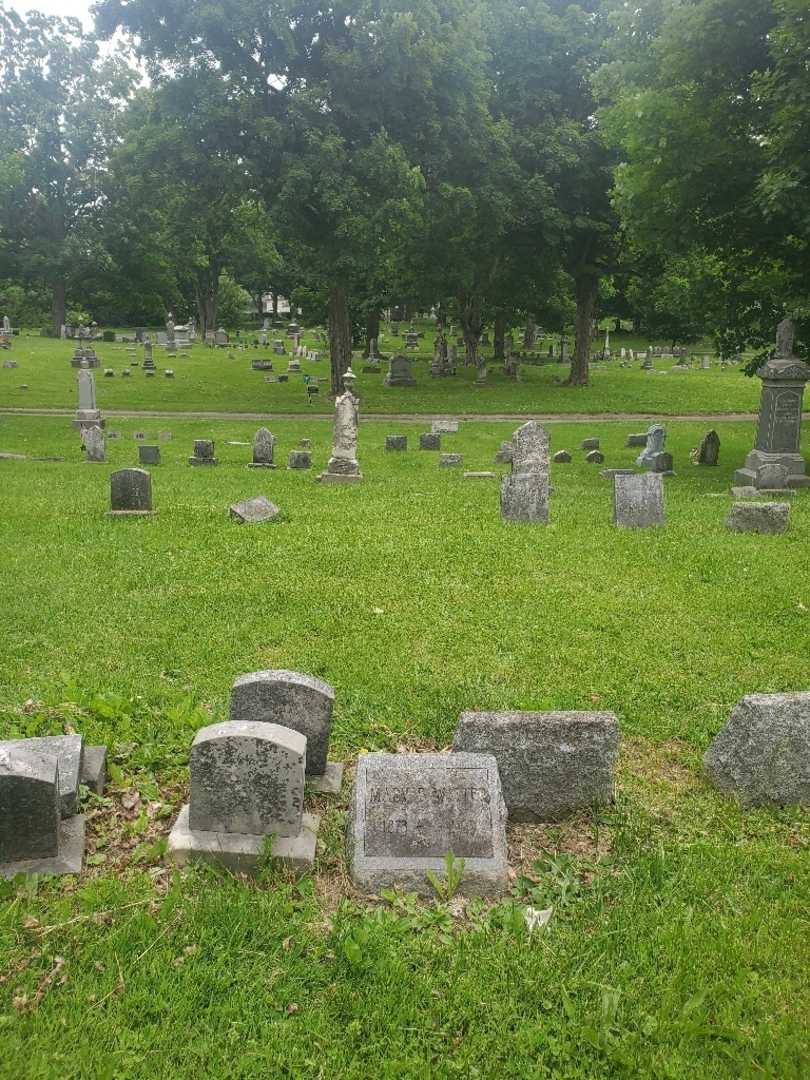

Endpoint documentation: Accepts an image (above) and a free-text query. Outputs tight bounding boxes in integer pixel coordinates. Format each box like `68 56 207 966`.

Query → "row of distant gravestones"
2 671 808 893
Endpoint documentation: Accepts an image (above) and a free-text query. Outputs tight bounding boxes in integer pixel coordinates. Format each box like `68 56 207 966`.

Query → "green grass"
0 328 763 416
1 415 808 1078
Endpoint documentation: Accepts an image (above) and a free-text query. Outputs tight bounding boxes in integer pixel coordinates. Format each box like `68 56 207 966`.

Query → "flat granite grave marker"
169 721 318 876
386 435 407 451
108 468 154 517
440 453 464 467
613 473 665 528
348 752 508 897
453 711 620 821
229 670 342 792
229 495 281 524
704 693 810 806
725 501 789 534
420 433 440 451
288 450 311 470
432 420 459 434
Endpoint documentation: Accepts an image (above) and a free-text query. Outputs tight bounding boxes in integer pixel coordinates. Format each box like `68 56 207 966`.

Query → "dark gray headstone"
189 721 305 837
697 430 720 466
625 433 648 448
420 432 440 450
229 670 335 776
580 437 600 451
704 693 810 806
725 501 789 534
138 445 160 466
348 752 508 897
613 472 665 528
385 355 416 387
0 747 60 862
553 450 572 463
452 711 620 821
585 449 605 464
249 427 275 467
189 439 217 466
650 451 673 473
109 468 153 514
287 450 311 470
386 435 407 451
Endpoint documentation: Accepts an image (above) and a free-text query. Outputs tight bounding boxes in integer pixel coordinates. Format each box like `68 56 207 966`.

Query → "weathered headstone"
0 734 84 817
348 752 509 897
385 435 407 451
83 424 106 463
580 437 600 451
248 427 276 468
189 439 218 466
585 449 605 465
432 420 459 434
725 501 789 534
494 441 513 465
636 424 666 467
229 495 281 524
107 468 154 516
319 368 362 484
169 721 319 875
625 433 648 448
500 420 550 524
229 670 340 791
704 693 810 806
649 451 674 474
553 450 572 463
138 445 160 466
419 432 441 451
613 472 665 528
384 355 416 387
696 430 720 466
453 711 620 822
734 319 810 489
288 450 312 470
755 463 790 490
439 453 464 467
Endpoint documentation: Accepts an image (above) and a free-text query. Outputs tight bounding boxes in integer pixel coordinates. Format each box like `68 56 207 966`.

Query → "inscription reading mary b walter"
363 765 494 859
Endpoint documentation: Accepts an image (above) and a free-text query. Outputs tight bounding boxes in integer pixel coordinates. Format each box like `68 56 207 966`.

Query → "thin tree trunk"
459 293 483 376
493 312 506 362
363 310 380 358
523 316 536 350
329 284 352 395
566 275 597 386
52 281 66 338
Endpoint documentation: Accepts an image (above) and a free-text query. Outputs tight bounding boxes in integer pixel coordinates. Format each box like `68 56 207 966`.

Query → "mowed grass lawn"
1 415 808 1079
0 329 764 416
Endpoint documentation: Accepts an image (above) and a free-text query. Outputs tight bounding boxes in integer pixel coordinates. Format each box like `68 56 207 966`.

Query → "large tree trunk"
459 292 484 380
52 281 66 338
363 309 380 358
567 275 598 387
329 284 352 395
493 312 506 362
523 316 536 350
197 292 217 337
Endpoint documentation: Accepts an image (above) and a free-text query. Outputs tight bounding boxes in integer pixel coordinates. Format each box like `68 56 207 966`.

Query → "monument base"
188 458 218 466
168 805 319 877
105 510 157 518
247 463 277 469
306 761 344 795
734 449 810 489
0 816 85 880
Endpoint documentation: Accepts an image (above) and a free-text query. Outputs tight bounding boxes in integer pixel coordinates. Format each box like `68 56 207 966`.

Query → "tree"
0 7 135 333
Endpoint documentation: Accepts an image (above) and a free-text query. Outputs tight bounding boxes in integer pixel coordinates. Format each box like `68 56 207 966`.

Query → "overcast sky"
8 1 95 29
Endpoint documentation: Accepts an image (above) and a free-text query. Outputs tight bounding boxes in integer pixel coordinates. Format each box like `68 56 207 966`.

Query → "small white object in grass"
524 906 553 934
372 607 384 615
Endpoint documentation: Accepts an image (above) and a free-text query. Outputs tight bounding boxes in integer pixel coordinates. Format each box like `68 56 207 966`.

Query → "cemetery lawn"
1 415 809 1079
0 331 766 417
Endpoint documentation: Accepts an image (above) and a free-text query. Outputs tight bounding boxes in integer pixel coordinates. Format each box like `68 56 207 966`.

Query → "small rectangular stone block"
288 450 311 469
385 435 407 451
613 472 665 528
138 445 160 465
432 420 459 434
305 761 344 795
169 804 318 877
464 471 495 479
81 745 107 794
109 468 153 514
453 711 620 822
1 815 85 880
419 433 441 450
725 501 789 534
348 752 509 898
439 453 464 467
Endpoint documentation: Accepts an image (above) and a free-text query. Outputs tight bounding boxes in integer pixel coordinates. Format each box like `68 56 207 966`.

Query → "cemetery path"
2 406 797 424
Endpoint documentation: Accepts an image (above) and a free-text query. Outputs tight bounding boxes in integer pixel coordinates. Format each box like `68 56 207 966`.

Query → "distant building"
261 293 292 315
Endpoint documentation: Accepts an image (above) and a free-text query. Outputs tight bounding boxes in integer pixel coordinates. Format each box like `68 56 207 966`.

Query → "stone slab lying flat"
725 501 789 534
0 816 85 880
305 761 344 795
464 471 496 479
704 693 810 806
80 745 107 795
348 752 508 898
0 735 83 817
453 711 620 822
168 805 319 877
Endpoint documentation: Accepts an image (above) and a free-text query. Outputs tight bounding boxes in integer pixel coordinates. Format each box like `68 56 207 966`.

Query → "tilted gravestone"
697 429 720 466
453 711 619 822
348 752 509 897
725 501 789 534
107 468 154 517
229 670 341 793
169 721 319 875
249 427 276 468
704 693 810 806
500 420 550 524
636 424 666 468
613 473 665 528
229 495 281 524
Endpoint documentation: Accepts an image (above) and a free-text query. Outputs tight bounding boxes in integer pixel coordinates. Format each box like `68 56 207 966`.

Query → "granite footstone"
725 501 789 534
229 495 281 524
